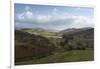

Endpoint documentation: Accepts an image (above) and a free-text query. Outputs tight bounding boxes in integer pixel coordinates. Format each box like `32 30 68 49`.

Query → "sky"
15 3 94 31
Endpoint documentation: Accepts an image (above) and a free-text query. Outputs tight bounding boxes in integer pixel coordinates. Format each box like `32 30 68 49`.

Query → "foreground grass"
15 49 94 65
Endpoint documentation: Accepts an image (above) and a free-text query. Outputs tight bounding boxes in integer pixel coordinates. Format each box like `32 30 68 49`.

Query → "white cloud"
25 6 31 11
36 14 51 23
17 13 25 20
16 7 34 22
25 11 33 19
75 7 81 10
15 6 94 30
68 16 94 28
52 8 58 15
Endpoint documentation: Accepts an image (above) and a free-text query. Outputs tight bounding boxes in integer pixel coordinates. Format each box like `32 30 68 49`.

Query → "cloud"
36 14 52 23
75 7 81 10
25 6 31 11
15 6 94 30
69 16 94 28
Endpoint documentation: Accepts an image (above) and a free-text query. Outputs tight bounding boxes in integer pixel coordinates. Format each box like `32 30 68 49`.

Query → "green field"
15 49 94 65
23 29 63 37
15 28 94 65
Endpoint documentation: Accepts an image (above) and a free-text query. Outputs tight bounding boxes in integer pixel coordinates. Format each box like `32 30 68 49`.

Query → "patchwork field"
15 28 94 65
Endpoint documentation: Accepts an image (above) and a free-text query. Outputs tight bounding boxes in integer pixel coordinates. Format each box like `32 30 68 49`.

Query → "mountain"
62 27 94 50
63 27 94 36
60 27 94 34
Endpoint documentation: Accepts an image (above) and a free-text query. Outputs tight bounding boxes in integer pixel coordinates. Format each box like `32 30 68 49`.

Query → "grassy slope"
15 49 94 65
15 29 94 65
24 29 63 37
23 30 64 47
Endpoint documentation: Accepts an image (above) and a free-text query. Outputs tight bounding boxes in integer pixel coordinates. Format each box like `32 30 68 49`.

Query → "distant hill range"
15 27 94 35
60 27 94 36
16 28 58 32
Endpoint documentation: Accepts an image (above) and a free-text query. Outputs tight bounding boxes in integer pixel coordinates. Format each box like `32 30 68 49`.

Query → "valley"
15 27 94 65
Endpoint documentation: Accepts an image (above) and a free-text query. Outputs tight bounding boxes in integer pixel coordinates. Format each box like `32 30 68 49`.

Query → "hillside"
63 27 94 37
15 30 55 62
15 27 94 65
61 28 94 50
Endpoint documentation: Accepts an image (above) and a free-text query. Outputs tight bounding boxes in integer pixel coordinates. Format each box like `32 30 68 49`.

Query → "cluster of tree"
60 28 94 51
